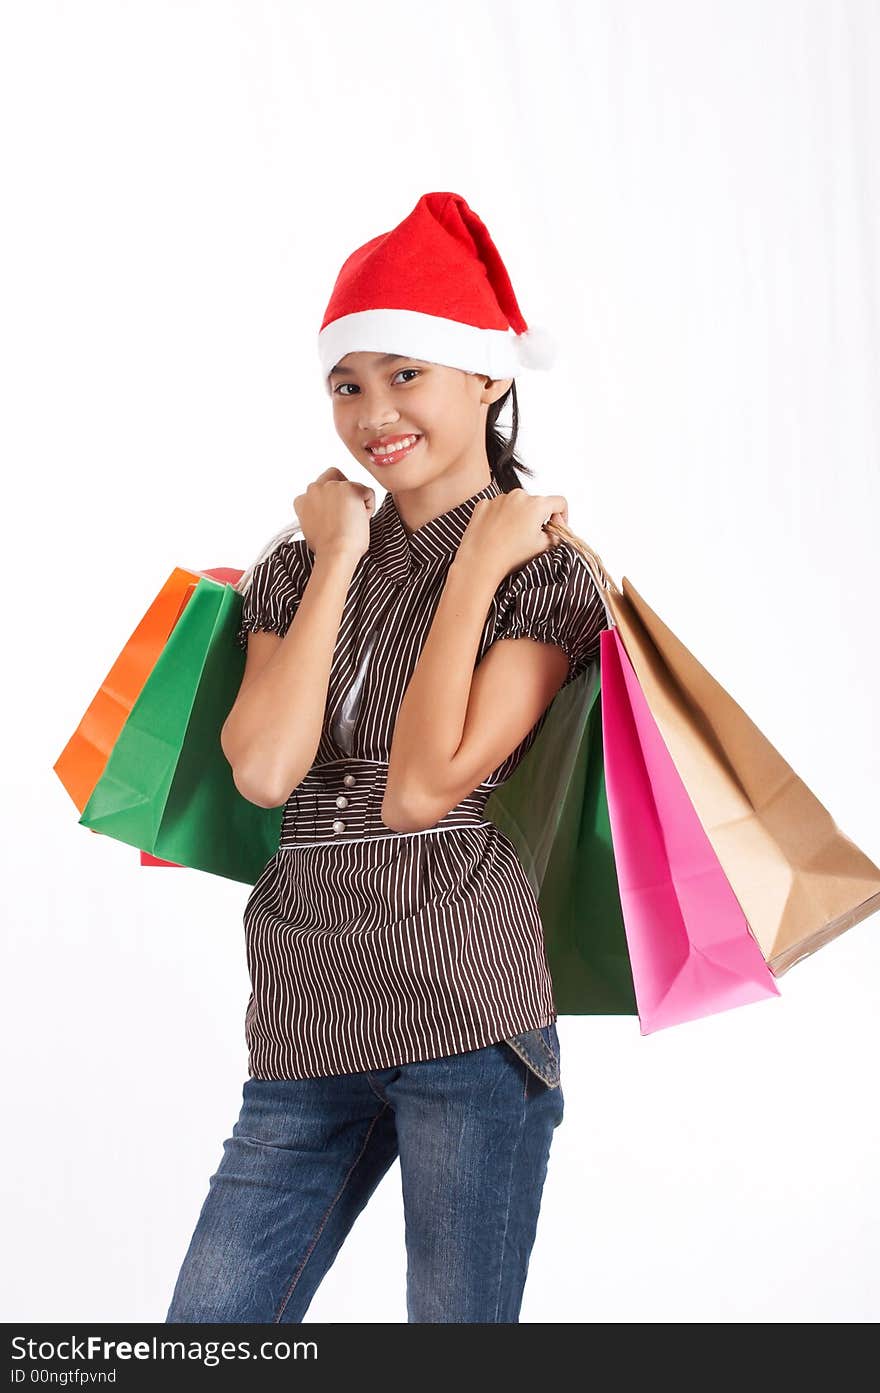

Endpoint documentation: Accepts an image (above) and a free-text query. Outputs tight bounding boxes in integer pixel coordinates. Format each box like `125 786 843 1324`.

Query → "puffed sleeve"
494 540 609 689
235 538 313 650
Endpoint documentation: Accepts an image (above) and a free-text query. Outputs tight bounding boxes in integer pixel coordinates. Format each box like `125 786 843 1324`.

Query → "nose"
356 387 399 434
359 414 399 434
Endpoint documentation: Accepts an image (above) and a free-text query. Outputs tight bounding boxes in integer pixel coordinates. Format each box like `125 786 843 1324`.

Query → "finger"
533 495 566 525
543 495 568 521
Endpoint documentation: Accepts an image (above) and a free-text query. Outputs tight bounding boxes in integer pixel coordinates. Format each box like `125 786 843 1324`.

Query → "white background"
2 0 878 1323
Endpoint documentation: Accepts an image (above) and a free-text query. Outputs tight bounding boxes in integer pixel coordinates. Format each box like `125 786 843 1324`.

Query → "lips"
365 435 423 466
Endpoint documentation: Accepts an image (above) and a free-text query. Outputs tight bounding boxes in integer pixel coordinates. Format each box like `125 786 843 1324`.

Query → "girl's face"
328 351 511 493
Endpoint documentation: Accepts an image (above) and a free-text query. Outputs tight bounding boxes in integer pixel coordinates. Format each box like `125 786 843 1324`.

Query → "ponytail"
487 381 613 586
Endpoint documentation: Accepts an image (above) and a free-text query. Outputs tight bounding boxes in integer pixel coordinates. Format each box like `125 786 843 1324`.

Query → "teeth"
369 435 418 456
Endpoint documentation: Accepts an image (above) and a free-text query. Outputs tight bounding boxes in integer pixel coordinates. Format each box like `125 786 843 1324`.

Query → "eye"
333 368 421 396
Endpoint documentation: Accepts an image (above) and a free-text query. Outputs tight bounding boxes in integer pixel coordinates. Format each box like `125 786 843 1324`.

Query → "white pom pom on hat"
515 323 557 370
318 191 557 382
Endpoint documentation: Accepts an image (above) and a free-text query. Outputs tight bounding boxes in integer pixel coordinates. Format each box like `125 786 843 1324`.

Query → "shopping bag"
485 627 778 1030
135 568 243 870
77 575 283 884
606 575 880 974
600 625 779 1031
53 567 203 814
486 659 638 1016
488 533 880 989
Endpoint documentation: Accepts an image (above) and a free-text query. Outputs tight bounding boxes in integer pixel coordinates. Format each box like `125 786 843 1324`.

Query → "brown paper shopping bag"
566 535 880 976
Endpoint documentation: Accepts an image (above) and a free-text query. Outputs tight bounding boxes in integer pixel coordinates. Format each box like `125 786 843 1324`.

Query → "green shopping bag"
79 577 282 884
485 661 637 1016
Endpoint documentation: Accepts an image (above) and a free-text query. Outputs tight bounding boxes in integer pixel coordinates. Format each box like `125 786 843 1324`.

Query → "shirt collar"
369 475 504 581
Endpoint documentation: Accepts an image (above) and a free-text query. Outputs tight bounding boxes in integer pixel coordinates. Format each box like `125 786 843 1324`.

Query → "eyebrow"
329 354 417 378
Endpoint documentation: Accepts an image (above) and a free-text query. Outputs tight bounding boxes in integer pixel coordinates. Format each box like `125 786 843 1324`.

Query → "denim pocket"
502 1022 561 1089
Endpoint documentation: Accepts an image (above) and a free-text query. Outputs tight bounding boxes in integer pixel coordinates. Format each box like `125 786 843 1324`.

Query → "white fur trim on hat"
319 308 548 381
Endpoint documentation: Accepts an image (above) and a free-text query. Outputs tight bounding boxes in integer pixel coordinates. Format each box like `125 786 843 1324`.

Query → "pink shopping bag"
600 626 780 1033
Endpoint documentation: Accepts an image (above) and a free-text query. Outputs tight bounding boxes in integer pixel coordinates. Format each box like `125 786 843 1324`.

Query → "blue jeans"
165 1023 564 1323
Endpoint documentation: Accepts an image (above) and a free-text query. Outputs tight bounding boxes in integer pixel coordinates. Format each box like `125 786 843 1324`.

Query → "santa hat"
317 191 556 382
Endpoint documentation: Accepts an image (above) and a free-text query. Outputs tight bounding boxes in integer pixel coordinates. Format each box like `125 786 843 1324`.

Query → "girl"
165 192 609 1324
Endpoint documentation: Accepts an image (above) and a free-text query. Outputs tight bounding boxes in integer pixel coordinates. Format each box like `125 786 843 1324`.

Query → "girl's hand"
294 468 375 561
455 489 568 584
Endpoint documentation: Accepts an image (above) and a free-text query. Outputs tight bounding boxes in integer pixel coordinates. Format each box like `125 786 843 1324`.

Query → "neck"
392 465 494 536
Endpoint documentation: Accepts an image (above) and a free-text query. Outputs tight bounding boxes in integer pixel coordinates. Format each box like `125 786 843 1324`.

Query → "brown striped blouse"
234 475 608 1081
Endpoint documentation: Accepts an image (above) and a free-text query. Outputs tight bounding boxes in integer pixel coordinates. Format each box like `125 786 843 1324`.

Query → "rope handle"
544 518 622 600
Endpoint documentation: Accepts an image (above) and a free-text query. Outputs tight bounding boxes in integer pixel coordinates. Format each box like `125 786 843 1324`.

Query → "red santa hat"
318 191 556 382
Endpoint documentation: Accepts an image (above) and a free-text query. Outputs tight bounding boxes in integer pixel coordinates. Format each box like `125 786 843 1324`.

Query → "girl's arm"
382 553 570 832
221 549 359 808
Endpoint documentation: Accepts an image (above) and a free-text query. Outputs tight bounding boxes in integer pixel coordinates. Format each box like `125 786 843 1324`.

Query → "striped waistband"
277 758 491 848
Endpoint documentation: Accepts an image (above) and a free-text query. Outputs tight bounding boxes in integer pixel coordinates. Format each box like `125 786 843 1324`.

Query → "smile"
365 435 423 465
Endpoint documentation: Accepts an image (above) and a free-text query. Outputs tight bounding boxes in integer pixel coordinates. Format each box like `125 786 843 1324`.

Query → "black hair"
483 379 611 586
486 380 535 492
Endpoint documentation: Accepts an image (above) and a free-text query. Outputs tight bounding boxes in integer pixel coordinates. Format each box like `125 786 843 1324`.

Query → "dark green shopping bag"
485 661 637 1016
79 577 282 884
